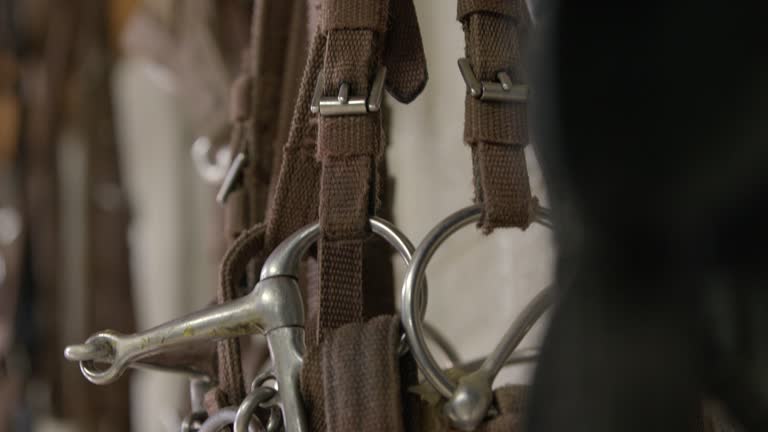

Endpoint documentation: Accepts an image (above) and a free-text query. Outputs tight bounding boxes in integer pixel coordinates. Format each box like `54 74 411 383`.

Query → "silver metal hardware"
181 411 208 432
216 151 247 205
66 215 428 432
64 343 212 380
235 387 279 432
400 203 552 431
457 58 528 103
197 406 263 432
191 136 232 184
444 288 552 431
310 67 387 116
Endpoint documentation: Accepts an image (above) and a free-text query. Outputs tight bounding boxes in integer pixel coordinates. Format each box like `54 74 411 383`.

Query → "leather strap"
458 0 535 231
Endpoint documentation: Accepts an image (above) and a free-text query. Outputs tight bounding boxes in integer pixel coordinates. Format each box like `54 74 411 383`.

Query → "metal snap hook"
401 203 553 431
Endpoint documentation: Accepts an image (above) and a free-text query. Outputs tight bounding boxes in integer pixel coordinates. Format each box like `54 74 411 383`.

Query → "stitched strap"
215 0 307 408
458 0 535 231
261 1 425 430
301 316 409 432
264 0 427 345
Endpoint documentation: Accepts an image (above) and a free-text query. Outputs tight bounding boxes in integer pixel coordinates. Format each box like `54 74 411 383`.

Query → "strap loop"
457 0 527 21
321 0 390 32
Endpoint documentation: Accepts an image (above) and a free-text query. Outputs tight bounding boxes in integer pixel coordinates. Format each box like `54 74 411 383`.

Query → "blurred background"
0 0 552 431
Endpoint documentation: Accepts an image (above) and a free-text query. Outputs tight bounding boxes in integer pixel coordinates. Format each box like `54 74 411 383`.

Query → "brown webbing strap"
315 0 389 340
302 316 410 432
264 0 427 341
316 0 427 342
214 1 305 408
458 0 535 231
256 0 425 429
205 224 267 411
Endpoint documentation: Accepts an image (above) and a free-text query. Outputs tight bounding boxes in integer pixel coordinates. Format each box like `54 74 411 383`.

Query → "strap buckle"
458 58 528 103
310 67 387 116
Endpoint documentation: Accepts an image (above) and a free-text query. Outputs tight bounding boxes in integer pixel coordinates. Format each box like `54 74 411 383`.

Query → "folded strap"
301 315 410 432
265 0 426 347
210 224 267 407
215 1 308 409
459 0 535 231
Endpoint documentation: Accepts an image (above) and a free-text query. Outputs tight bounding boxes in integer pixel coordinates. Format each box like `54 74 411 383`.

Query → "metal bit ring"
400 203 552 429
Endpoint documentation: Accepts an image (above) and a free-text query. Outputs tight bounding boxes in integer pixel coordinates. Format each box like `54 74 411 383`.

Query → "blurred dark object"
528 2 768 432
2 0 138 430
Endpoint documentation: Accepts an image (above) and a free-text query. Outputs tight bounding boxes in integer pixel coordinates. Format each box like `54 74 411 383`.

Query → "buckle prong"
310 67 387 116
458 58 528 103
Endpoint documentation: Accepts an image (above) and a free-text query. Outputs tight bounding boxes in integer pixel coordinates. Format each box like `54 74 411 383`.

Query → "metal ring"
235 387 278 432
261 216 428 340
401 204 552 399
198 406 264 432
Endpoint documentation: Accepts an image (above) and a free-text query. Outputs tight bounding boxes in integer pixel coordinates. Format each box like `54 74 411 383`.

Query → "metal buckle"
310 66 387 116
457 58 528 103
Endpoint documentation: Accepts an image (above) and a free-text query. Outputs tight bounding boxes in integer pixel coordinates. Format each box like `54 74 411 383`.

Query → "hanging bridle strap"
211 1 308 409
315 0 427 342
264 0 427 344
458 0 535 232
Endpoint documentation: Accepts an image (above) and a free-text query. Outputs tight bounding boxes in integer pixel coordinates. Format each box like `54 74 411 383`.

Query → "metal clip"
310 67 387 116
457 58 528 103
216 152 247 205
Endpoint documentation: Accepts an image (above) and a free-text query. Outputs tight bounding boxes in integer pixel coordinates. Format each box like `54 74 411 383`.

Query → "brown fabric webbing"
251 0 426 430
213 1 308 408
315 0 426 344
459 0 535 231
301 316 410 432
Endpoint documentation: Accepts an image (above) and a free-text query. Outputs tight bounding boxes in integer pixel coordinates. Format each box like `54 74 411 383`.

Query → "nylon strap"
257 0 426 430
301 316 410 432
213 1 308 409
263 0 426 344
458 0 535 231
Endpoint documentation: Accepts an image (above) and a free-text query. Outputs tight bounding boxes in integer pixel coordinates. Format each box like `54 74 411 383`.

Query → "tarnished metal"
197 406 263 432
400 203 552 431
444 288 553 431
310 67 387 116
235 387 278 432
66 215 429 432
216 151 247 204
458 58 528 103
